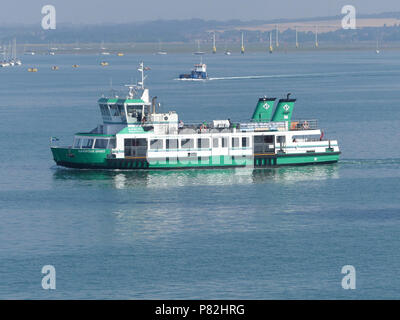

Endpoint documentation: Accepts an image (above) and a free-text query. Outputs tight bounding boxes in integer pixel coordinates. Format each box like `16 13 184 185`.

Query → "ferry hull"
52 147 339 170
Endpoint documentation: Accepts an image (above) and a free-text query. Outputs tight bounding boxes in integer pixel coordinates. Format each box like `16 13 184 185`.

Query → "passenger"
179 120 184 129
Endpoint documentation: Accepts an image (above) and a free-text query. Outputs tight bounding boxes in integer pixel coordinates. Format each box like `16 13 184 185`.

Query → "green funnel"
271 94 296 122
251 97 276 122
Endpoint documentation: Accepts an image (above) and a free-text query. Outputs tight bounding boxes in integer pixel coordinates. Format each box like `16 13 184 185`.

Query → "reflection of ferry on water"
178 63 208 80
50 62 340 170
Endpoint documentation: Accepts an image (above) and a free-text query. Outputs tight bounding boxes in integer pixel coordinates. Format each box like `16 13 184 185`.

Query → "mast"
315 25 319 48
295 26 299 48
137 61 146 89
275 25 279 48
269 32 273 53
241 32 245 54
212 32 216 53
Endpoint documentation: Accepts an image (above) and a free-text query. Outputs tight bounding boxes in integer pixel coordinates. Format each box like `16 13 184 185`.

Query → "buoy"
117 52 124 56
100 61 109 66
28 68 38 72
72 64 79 68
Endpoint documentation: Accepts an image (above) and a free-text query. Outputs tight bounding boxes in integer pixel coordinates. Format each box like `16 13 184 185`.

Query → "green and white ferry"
51 62 340 169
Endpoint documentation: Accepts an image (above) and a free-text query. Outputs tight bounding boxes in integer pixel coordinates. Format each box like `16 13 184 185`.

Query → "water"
0 51 399 299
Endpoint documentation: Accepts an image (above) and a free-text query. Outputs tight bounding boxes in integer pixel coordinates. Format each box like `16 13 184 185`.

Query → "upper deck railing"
176 119 318 134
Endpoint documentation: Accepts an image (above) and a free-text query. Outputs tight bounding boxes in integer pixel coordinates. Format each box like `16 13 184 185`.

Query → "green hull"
51 147 340 169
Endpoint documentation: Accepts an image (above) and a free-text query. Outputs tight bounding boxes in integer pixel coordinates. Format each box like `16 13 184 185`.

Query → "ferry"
178 63 208 80
51 62 340 169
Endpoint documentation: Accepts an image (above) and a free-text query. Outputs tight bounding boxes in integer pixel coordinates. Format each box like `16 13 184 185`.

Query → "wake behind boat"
50 62 340 169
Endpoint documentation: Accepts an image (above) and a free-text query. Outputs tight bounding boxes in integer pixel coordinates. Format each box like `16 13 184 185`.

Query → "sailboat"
224 42 231 55
12 38 22 65
275 25 279 48
241 32 245 54
269 32 273 53
156 40 167 55
212 32 217 54
376 39 380 54
315 26 319 48
193 40 205 55
295 26 299 48
100 41 110 55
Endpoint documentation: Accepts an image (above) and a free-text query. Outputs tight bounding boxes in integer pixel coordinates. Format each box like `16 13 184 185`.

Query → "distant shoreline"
11 41 400 54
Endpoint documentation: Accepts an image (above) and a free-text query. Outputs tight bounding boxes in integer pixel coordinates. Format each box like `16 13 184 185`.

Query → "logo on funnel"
283 104 290 112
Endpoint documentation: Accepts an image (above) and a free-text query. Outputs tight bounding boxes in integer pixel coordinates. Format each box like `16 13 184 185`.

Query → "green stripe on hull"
51 147 339 169
276 153 340 165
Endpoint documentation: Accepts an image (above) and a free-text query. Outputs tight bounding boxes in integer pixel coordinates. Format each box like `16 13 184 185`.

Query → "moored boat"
51 62 340 169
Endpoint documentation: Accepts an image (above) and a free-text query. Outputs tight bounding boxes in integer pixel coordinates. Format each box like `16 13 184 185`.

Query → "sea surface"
0 51 399 299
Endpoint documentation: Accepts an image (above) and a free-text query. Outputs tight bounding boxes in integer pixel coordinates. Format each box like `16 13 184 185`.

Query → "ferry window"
73 139 81 148
118 105 126 117
109 105 120 117
166 139 178 149
94 139 108 149
213 138 219 148
197 138 210 149
277 136 286 143
82 139 94 149
127 105 143 122
232 137 240 148
181 138 194 149
109 138 116 149
242 137 249 148
100 104 111 117
221 137 228 148
150 139 163 150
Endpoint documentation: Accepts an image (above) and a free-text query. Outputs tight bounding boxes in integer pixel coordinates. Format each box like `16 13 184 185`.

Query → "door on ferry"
253 135 275 154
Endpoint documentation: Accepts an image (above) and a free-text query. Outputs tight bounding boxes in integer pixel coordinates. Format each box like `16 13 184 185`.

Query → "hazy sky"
1 0 399 25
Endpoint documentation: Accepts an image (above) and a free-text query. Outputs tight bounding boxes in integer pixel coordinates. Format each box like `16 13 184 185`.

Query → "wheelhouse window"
150 139 163 150
94 138 108 149
109 138 116 149
118 105 126 117
126 105 143 122
109 105 120 117
197 138 210 149
166 139 178 149
181 138 194 149
73 138 81 148
81 139 94 149
99 104 111 118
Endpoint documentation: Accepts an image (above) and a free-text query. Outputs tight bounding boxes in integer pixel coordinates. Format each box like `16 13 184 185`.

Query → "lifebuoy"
303 121 309 129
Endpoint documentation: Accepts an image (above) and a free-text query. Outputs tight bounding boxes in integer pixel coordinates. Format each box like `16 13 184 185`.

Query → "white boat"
193 40 205 55
156 40 167 55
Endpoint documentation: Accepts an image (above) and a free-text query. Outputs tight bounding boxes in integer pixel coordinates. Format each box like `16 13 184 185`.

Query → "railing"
290 119 318 131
